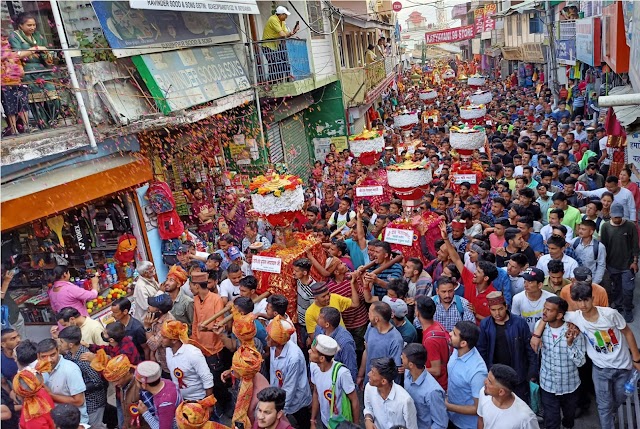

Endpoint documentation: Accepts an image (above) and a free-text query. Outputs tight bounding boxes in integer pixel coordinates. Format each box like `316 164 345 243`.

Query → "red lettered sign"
474 8 485 34
392 1 402 12
425 25 475 44
483 4 497 32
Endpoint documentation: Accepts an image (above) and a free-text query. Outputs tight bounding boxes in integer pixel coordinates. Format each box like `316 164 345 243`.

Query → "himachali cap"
249 242 264 252
191 272 208 284
315 334 340 356
382 296 408 318
311 281 329 296
135 361 161 384
486 291 506 307
520 267 545 283
451 219 466 230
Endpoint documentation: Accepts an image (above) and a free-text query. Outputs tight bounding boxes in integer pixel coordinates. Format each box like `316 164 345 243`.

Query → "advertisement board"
557 39 577 65
575 17 601 66
132 45 250 114
92 1 240 57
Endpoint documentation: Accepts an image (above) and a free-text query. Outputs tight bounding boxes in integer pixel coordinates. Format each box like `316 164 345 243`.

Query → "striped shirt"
369 263 405 299
326 278 369 329
297 277 316 325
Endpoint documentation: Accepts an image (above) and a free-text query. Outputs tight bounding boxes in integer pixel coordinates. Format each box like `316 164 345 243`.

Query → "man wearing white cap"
135 360 182 429
262 6 299 82
309 335 359 429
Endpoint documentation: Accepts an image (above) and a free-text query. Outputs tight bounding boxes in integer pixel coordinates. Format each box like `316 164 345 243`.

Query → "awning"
522 43 546 63
128 0 259 14
1 154 153 231
497 0 540 16
502 46 524 61
603 86 640 128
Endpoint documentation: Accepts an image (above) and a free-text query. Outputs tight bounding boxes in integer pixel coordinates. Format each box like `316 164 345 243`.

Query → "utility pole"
546 0 560 104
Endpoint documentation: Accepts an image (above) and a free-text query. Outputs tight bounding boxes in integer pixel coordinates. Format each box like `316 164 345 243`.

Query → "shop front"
1 149 153 340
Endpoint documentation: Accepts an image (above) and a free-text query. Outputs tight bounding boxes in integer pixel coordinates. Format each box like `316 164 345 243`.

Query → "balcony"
1 66 91 166
342 58 396 108
252 38 314 98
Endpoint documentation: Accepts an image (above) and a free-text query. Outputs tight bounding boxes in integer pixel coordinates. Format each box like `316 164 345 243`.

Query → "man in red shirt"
438 221 497 324
415 295 450 391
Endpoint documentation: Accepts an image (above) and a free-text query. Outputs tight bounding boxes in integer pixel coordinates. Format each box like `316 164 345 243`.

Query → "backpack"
572 237 600 261
331 210 351 230
432 294 465 319
327 362 353 429
157 211 184 240
161 238 182 266
147 182 176 214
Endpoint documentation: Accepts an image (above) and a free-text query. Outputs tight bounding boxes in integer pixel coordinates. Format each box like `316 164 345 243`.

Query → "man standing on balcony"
262 6 299 82
375 37 386 59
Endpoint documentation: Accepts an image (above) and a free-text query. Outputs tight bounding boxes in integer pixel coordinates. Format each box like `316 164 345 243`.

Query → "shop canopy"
1 154 152 231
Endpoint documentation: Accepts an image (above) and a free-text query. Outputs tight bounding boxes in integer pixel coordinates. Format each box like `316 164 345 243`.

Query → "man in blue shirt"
364 241 404 299
551 102 571 124
402 343 449 429
446 321 488 429
358 301 404 387
516 216 545 258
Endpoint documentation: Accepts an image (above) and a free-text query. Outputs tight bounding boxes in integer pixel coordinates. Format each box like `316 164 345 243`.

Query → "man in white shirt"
218 263 244 304
160 320 213 401
131 261 160 321
327 197 356 233
511 267 554 333
536 236 579 279
477 364 539 429
577 175 637 221
309 335 359 428
363 357 418 429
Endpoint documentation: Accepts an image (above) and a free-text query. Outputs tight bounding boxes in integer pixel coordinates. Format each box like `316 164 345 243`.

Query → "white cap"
315 334 340 356
275 6 291 15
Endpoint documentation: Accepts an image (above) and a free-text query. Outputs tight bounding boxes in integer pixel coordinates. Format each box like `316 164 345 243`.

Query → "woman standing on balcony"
365 44 377 65
8 12 60 129
1 37 30 135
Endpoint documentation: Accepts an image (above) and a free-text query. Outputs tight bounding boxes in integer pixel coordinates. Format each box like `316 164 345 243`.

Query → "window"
517 15 522 36
507 15 513 36
306 0 325 39
529 12 543 34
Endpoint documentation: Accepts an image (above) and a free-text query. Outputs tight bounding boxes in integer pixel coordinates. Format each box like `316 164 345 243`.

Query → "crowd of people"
3 63 640 429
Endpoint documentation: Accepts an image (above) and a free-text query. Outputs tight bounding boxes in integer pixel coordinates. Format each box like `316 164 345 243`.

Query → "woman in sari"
8 12 60 129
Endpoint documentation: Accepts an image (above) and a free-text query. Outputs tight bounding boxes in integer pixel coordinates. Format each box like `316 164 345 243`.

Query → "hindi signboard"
425 25 475 44
251 255 282 274
384 228 414 246
356 186 384 197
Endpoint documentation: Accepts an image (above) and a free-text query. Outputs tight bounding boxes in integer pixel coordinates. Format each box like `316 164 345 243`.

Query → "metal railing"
2 66 80 138
251 38 312 86
365 59 387 94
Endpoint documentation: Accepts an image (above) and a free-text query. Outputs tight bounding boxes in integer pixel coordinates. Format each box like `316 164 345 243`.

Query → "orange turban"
92 352 132 382
231 346 263 429
232 311 256 347
266 315 295 346
13 368 53 421
175 395 229 429
161 320 213 357
167 265 188 284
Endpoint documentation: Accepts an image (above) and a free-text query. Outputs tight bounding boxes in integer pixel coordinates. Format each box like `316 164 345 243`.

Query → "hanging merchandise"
114 233 137 264
46 216 66 248
146 181 184 240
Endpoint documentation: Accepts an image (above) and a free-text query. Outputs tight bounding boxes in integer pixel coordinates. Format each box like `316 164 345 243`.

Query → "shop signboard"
132 45 251 114
474 8 485 34
630 1 640 90
425 25 475 44
556 39 577 65
92 1 240 57
129 0 259 14
483 4 497 32
575 17 601 66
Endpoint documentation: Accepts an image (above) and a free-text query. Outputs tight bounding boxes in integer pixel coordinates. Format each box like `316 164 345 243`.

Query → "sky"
394 0 467 28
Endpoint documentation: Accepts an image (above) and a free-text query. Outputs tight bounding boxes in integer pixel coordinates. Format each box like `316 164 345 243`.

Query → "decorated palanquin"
250 173 304 227
354 169 394 208
449 125 486 195
459 104 487 127
385 211 442 265
349 129 385 166
254 233 326 323
387 160 433 206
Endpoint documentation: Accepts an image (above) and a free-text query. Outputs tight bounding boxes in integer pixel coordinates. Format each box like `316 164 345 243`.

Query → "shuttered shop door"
267 123 284 164
280 116 311 182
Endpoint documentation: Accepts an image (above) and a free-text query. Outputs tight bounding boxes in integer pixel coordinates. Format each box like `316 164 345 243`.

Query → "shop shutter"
267 123 284 164
280 116 311 183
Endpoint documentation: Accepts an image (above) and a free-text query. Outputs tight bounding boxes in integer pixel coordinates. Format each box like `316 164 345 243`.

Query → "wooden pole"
200 291 271 327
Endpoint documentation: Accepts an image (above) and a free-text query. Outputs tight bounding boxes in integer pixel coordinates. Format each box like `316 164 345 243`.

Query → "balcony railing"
342 59 392 107
251 38 312 86
2 66 80 140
